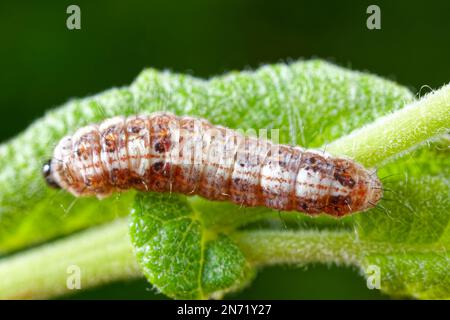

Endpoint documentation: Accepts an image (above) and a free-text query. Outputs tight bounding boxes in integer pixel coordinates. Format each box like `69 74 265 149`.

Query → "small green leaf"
130 192 252 299
201 235 253 298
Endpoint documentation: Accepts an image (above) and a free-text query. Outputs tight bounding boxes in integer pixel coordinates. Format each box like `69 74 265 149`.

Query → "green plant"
0 60 448 299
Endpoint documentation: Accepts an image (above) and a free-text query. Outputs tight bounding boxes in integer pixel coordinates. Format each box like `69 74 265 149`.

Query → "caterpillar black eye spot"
42 160 61 189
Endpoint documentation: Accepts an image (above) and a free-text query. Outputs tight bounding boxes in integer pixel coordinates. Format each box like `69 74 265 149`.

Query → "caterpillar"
42 112 382 217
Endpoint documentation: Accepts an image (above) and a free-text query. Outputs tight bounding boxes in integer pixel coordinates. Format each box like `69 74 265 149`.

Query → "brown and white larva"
42 112 382 217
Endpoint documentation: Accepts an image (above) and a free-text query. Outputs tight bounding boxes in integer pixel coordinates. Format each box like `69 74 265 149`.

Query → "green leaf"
129 192 252 299
0 60 414 252
355 143 449 299
0 60 448 300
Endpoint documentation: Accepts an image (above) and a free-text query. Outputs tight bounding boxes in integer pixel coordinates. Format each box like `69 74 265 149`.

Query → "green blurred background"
1 0 448 299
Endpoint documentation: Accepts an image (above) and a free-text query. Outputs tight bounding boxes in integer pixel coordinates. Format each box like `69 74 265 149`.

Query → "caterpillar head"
42 159 61 189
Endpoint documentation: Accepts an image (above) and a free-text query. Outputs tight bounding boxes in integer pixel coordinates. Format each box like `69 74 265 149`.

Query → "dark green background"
1 0 448 299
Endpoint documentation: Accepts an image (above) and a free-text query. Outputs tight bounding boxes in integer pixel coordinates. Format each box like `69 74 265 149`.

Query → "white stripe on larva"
295 168 326 199
53 136 73 191
126 116 150 176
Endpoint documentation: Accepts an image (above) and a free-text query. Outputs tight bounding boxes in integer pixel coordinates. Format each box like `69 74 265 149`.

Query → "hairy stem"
231 230 442 267
327 84 450 167
0 218 360 299
0 219 444 299
0 219 140 299
232 230 361 266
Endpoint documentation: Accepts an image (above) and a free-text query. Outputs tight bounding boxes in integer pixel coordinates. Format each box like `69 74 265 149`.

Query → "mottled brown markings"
103 126 117 153
333 163 356 188
130 125 141 134
154 140 169 153
47 112 383 216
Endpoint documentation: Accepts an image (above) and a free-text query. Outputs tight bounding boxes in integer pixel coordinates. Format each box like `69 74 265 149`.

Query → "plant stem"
0 218 141 299
232 230 361 266
327 84 450 167
0 220 443 299
0 218 359 299
231 230 441 268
